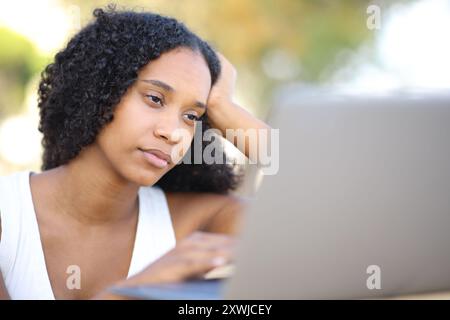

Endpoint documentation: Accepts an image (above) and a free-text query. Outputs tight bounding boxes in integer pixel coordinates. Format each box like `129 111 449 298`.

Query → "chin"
127 166 170 187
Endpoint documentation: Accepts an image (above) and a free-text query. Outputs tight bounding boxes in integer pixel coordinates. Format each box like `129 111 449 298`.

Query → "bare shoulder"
165 191 249 240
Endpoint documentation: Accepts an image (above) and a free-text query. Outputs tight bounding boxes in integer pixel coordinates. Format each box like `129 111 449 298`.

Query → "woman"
0 6 270 299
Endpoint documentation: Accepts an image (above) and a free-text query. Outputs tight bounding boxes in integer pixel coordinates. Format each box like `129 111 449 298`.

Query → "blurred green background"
2 0 449 181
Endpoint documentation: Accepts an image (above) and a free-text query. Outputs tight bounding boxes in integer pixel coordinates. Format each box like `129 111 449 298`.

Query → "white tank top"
0 171 176 299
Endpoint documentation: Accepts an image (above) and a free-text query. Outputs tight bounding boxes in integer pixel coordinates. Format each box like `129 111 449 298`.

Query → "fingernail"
211 257 227 267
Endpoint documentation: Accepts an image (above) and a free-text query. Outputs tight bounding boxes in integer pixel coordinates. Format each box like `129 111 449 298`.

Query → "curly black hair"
37 5 241 194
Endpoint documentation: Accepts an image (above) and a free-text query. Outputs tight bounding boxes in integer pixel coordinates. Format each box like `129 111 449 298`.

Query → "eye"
183 113 201 123
146 94 164 106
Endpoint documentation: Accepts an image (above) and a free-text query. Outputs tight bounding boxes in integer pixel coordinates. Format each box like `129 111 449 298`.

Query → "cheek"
96 123 131 168
97 101 148 157
113 97 157 144
99 116 135 155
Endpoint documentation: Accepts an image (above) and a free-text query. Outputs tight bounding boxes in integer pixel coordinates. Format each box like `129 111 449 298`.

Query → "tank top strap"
127 185 176 278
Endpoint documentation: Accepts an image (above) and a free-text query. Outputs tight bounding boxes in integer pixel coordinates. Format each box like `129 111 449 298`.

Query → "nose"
153 114 182 145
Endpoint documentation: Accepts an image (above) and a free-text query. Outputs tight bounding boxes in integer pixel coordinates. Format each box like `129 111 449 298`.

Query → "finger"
170 252 233 281
182 231 236 249
182 244 235 264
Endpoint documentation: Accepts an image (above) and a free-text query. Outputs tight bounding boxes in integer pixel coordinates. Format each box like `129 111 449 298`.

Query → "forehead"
137 47 212 98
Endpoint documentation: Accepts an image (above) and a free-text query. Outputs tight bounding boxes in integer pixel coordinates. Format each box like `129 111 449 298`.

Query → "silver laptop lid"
225 91 450 299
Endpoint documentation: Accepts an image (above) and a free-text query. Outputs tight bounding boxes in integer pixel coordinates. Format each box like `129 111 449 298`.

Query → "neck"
44 145 139 226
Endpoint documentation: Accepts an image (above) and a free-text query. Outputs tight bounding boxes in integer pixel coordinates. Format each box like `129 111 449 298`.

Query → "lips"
139 148 172 168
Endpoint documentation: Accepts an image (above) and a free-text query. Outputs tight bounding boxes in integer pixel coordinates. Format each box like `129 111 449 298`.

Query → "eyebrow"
139 79 207 109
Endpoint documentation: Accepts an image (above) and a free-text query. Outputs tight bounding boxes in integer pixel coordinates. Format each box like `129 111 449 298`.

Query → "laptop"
113 90 450 299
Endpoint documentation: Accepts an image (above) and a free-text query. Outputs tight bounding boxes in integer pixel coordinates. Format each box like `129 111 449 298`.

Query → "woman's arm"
92 231 234 300
200 195 248 235
207 53 272 165
0 270 10 300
